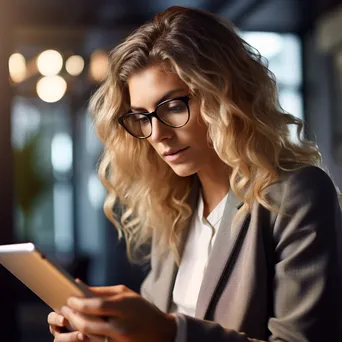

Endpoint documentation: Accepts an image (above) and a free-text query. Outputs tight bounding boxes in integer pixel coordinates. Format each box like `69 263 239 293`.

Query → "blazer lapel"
152 250 177 312
195 190 248 319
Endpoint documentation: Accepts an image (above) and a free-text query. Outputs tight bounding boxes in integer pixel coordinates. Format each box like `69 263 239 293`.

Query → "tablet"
0 242 93 312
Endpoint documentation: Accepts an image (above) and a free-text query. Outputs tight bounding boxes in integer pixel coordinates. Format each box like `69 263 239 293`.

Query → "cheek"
189 115 208 144
190 106 206 129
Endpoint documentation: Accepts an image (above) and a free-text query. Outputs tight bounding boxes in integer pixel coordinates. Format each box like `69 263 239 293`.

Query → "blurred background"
0 0 342 340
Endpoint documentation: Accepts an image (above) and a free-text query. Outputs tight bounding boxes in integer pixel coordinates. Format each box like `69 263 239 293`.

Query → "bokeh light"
36 76 67 103
89 50 108 82
9 53 27 83
87 173 106 209
37 49 63 76
51 133 73 173
65 55 85 76
241 32 282 59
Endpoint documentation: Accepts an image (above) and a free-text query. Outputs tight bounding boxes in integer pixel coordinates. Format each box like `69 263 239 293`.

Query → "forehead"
127 64 187 109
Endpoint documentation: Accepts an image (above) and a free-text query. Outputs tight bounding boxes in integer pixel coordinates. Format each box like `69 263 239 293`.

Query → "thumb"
75 279 120 297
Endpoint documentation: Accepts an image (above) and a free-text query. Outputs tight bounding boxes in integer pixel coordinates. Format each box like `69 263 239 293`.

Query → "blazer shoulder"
282 165 337 195
265 165 340 210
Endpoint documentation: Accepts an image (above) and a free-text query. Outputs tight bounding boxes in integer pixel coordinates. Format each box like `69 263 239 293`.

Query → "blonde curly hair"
89 6 321 263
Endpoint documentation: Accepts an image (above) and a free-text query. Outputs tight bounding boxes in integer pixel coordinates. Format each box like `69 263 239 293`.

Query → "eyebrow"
129 88 186 112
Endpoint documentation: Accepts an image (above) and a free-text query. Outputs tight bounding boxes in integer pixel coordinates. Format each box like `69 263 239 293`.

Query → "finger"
83 334 107 342
88 287 120 297
49 325 57 336
75 279 129 298
48 312 67 327
66 295 127 317
49 324 69 338
60 306 123 338
54 330 85 342
88 284 130 297
75 278 90 290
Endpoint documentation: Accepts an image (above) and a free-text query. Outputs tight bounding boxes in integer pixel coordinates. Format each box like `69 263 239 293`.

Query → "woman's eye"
168 105 186 113
138 117 149 125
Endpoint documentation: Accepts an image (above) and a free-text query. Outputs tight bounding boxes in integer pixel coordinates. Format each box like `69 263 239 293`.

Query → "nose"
149 117 173 143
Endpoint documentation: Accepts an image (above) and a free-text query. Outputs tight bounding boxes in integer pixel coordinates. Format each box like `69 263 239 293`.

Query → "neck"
197 158 231 218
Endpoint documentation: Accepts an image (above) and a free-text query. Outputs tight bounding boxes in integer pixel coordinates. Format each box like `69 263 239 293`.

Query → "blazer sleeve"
182 166 342 342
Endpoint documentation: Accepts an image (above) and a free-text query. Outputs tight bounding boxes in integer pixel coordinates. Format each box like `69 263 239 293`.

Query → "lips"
162 147 189 157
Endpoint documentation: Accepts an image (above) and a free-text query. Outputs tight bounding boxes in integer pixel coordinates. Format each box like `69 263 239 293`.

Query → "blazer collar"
195 189 248 318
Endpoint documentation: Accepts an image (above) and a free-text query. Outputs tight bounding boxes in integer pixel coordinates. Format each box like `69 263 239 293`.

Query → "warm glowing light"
9 53 27 83
37 50 63 76
36 76 67 103
89 50 108 82
65 55 85 76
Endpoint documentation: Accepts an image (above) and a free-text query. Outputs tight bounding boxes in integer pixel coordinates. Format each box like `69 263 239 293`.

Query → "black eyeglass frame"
118 95 191 139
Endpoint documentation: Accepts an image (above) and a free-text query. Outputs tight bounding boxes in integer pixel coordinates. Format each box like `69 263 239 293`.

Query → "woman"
48 6 342 342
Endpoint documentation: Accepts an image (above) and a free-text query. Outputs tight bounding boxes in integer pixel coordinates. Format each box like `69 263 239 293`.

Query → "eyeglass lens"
122 99 189 138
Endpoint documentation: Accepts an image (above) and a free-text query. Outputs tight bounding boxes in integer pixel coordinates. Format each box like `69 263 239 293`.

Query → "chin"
170 164 197 178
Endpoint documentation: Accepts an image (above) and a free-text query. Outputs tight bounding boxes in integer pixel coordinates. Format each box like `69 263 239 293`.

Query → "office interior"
0 0 342 340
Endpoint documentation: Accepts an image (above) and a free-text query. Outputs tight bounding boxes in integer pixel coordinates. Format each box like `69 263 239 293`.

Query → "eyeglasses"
118 95 191 139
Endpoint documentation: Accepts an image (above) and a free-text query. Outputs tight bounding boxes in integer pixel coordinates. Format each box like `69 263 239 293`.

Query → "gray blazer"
141 166 342 341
